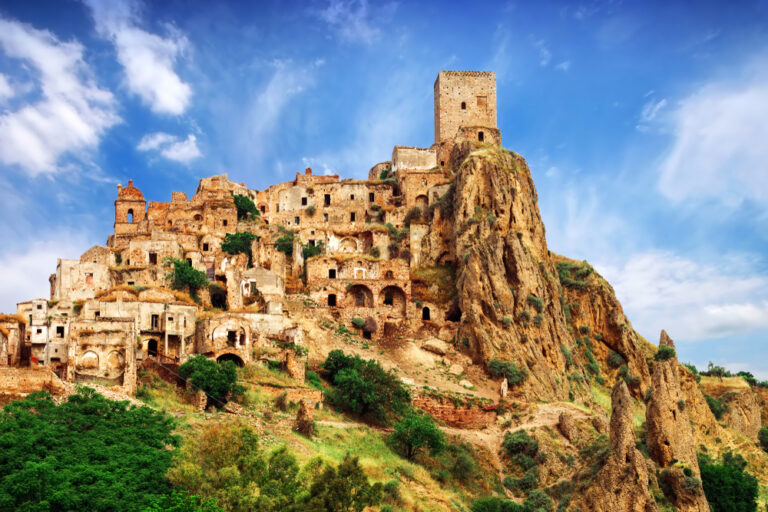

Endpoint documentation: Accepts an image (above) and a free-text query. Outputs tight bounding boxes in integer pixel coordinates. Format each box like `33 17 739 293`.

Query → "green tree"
178 355 243 407
143 491 224 512
0 388 178 512
471 496 524 512
164 257 208 300
221 232 257 267
699 451 758 512
233 194 259 220
297 455 382 512
390 412 445 460
488 359 528 386
654 345 676 361
322 350 410 425
275 227 295 257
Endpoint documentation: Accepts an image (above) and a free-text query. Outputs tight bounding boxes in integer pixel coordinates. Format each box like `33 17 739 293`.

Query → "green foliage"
488 359 528 386
143 491 224 512
517 310 531 322
0 388 178 512
378 167 392 180
233 194 259 220
503 430 539 458
683 363 702 383
560 345 573 368
404 206 422 226
221 232 258 267
351 317 365 329
300 454 382 512
704 394 727 420
322 350 410 425
698 451 758 512
759 427 768 453
301 241 325 260
608 351 626 368
369 246 380 258
502 316 512 328
305 205 316 216
306 371 324 391
164 257 208 300
178 355 243 407
533 314 543 327
703 361 728 379
115 252 123 265
389 412 445 460
578 325 590 335
556 261 592 290
654 345 676 362
471 496 524 512
526 294 544 313
275 227 295 257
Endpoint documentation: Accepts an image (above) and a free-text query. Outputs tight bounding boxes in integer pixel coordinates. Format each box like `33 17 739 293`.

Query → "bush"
503 430 538 458
351 317 365 329
164 257 208 300
524 489 553 512
389 412 445 460
306 371 324 391
302 241 325 260
698 451 758 512
759 427 768 453
608 351 626 368
275 228 295 256
143 491 224 512
322 350 410 425
233 194 259 220
526 294 544 313
0 389 178 512
503 316 512 328
221 232 257 267
305 205 316 216
404 206 422 226
556 261 591 290
560 345 573 368
300 454 382 511
533 314 543 327
488 359 528 385
705 394 727 420
654 345 676 362
178 355 243 407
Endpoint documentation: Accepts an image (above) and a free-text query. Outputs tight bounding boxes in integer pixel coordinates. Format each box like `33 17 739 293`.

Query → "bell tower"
114 179 146 234
434 71 497 144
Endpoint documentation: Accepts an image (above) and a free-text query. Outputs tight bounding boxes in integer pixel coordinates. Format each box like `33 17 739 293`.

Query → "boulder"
422 338 449 356
448 364 464 376
557 412 576 442
294 398 315 436
224 401 244 415
459 379 473 389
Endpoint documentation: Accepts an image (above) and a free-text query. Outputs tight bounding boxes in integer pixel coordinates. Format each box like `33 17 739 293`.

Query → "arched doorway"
347 284 373 308
217 353 244 367
211 285 227 310
147 339 158 356
379 285 406 314
422 307 431 321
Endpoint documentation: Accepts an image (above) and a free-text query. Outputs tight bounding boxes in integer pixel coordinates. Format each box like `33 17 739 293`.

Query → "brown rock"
283 349 305 383
422 338 449 356
192 389 207 412
294 398 315 436
557 412 576 442
576 381 659 512
646 330 710 512
591 415 609 433
224 401 244 415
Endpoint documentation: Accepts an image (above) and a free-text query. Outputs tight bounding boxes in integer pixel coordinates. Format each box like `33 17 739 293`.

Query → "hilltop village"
0 71 500 396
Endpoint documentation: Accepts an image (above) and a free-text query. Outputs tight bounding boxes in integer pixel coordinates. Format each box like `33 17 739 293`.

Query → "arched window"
385 270 394 279
461 102 466 110
384 294 393 306
127 209 134 223
478 131 485 142
422 307 431 321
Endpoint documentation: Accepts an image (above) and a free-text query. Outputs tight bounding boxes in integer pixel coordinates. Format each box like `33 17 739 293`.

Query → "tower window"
324 194 331 206
223 220 228 226
127 209 134 223
295 216 300 225
328 269 336 279
203 243 209 251
369 192 374 202
350 212 356 222
301 197 307 206
461 101 466 110
350 194 355 200
478 131 484 142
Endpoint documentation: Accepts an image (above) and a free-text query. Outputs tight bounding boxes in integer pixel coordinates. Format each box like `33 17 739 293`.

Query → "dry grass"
0 313 27 325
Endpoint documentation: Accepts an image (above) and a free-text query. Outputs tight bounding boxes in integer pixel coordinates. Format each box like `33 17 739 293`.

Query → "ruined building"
0 71 500 395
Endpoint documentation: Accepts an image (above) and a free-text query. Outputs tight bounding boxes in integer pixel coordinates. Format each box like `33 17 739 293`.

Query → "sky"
0 0 767 376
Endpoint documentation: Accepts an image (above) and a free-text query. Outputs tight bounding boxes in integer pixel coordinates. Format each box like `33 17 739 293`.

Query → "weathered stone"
283 349 305 383
422 338 449 356
557 411 576 442
294 399 315 436
499 377 508 398
459 379 473 389
224 401 244 415
192 390 207 413
448 363 463 376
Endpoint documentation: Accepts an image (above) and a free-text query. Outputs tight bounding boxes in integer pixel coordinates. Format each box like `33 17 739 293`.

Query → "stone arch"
193 214 203 221
78 350 99 370
105 350 124 369
379 285 406 313
217 353 244 367
347 284 373 308
415 195 428 210
212 322 248 349
422 306 431 321
339 237 358 253
257 202 269 214
127 209 134 223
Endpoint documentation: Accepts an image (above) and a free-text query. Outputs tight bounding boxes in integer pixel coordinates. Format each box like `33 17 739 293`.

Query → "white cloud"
0 17 119 175
555 60 571 71
137 131 201 163
658 58 768 208
640 97 666 122
84 0 191 115
597 250 768 341
315 0 397 45
533 39 552 67
0 73 13 99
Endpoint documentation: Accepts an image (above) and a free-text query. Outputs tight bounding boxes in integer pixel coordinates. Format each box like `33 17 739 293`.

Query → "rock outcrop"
646 331 709 512
577 381 658 512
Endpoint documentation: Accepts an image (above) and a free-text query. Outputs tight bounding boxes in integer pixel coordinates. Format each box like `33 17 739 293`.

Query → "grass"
238 362 307 389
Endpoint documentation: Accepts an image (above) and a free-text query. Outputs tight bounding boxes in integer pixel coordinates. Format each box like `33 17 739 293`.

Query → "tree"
178 355 243 407
390 412 445 460
275 229 295 257
322 350 410 425
699 451 758 512
164 257 208 300
488 359 528 386
297 455 382 512
143 491 224 512
654 345 676 361
233 194 259 220
0 388 178 512
221 232 257 267
707 361 728 380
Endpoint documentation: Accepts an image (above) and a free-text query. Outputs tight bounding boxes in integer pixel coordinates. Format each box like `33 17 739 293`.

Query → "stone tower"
114 179 146 236
434 71 497 144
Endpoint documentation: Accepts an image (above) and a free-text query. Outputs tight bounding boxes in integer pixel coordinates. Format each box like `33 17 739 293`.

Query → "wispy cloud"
314 0 397 45
555 60 571 71
532 38 552 67
636 96 667 131
0 17 119 175
137 131 201 163
598 250 768 341
84 0 192 115
658 57 768 209
0 73 13 100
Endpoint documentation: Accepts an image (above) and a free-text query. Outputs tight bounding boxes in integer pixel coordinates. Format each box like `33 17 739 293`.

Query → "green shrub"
322 350 410 425
503 316 512 328
704 394 727 420
698 451 758 512
389 412 445 460
369 246 381 258
221 232 258 267
517 310 531 322
179 355 243 407
608 351 626 368
163 257 208 300
470 496 524 512
306 370 324 391
233 194 259 220
526 294 544 313
302 241 325 260
0 389 178 512
560 345 573 368
759 427 768 453
533 314 543 327
488 359 528 386
556 261 592 290
351 317 365 328
504 467 538 491
654 345 676 362
524 489 553 512
578 325 590 335
275 227 295 256
305 205 316 216
404 206 422 226
503 430 538 458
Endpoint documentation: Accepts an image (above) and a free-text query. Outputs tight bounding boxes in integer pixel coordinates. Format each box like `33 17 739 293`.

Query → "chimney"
305 167 312 175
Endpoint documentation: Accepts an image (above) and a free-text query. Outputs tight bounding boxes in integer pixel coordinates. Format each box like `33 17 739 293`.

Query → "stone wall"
434 71 496 144
413 393 496 428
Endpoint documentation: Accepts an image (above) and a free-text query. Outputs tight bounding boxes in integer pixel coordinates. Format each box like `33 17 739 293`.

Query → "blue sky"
1 0 767 376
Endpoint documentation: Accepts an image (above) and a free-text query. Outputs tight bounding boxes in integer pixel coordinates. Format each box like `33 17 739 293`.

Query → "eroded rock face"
646 331 709 512
294 398 315 436
577 382 658 512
